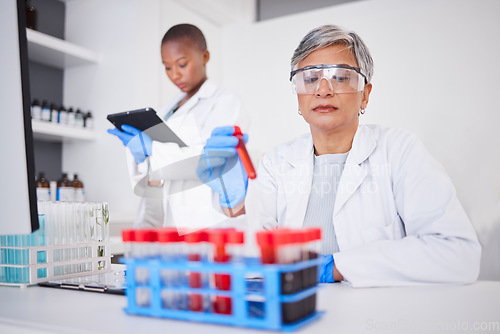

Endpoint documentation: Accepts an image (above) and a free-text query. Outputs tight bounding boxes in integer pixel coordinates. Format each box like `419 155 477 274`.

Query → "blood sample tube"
310 228 322 259
276 229 306 324
274 229 295 263
209 229 231 315
199 230 210 292
253 230 275 318
184 230 204 312
232 126 256 179
226 230 245 263
256 230 276 264
172 228 189 310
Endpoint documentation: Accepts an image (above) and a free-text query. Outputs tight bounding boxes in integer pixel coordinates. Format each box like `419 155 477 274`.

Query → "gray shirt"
302 151 349 255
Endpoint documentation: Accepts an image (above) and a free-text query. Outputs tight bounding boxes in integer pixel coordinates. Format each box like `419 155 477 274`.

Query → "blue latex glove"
318 254 335 283
196 126 249 208
107 124 152 164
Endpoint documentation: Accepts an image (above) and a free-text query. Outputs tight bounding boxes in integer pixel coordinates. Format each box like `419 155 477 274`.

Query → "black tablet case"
107 107 187 147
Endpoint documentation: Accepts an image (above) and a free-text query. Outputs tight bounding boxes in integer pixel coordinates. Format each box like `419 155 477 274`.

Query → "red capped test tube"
257 229 303 294
157 228 181 286
233 126 256 179
157 228 182 261
133 229 158 308
121 229 136 258
305 228 321 260
303 228 322 288
184 230 208 312
208 229 244 315
226 230 245 263
256 230 276 264
208 229 231 315
134 229 159 258
157 228 184 309
133 229 158 285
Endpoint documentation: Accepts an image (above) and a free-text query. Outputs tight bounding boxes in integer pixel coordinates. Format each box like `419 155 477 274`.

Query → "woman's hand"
197 126 249 214
107 125 152 164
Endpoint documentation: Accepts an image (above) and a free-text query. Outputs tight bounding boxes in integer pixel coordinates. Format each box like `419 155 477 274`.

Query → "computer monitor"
0 0 39 235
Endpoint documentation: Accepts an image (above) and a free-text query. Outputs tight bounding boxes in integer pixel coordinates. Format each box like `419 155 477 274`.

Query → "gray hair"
291 25 374 83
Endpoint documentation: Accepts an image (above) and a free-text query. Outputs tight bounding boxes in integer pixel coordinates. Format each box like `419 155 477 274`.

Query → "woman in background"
109 24 247 229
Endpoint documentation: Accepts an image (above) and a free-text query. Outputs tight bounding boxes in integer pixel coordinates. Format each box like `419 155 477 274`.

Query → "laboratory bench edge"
0 281 499 334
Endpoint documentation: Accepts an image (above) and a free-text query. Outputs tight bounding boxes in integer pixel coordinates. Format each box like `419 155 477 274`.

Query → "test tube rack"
0 241 111 287
123 257 324 332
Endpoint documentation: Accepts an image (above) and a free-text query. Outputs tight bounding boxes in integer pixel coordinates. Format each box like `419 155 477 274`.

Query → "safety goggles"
290 64 367 95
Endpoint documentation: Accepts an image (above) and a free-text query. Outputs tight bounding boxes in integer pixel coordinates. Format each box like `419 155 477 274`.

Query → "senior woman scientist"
197 24 481 287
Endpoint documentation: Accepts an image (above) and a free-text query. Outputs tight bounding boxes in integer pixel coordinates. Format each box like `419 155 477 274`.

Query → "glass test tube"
184 230 206 312
210 229 245 315
209 229 230 315
134 229 158 308
158 228 185 310
303 228 321 288
121 229 135 258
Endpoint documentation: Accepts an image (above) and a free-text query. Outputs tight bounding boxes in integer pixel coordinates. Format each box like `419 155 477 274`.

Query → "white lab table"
0 281 499 334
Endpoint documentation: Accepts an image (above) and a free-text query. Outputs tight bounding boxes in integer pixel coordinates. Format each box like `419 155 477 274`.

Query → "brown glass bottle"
36 172 50 201
73 174 85 202
57 173 74 201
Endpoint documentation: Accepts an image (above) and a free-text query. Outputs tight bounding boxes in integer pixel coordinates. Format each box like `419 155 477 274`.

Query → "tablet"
107 107 187 147
38 269 126 295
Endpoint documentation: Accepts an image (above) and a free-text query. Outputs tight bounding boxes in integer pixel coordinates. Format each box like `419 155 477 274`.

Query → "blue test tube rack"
122 257 325 332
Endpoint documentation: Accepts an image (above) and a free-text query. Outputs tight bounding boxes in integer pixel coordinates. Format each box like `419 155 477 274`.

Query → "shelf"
32 120 97 142
26 29 99 69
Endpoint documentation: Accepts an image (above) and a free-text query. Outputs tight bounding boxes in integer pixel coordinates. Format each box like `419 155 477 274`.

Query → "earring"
359 108 366 115
298 109 302 116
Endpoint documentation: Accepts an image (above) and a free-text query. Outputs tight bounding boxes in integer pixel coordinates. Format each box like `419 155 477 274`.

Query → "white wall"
221 0 500 279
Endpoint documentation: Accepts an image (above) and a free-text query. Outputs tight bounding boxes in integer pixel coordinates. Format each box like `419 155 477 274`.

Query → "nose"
315 77 334 97
170 67 181 80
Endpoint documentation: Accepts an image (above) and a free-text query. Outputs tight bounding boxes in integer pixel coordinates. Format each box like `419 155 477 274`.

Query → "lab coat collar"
280 133 315 167
280 125 376 167
196 79 217 99
164 79 218 118
279 134 314 228
347 125 377 166
176 79 217 110
279 125 377 224
334 125 377 216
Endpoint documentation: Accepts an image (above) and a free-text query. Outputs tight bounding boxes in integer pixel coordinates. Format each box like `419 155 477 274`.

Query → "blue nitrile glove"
196 126 249 208
107 124 152 164
318 254 335 283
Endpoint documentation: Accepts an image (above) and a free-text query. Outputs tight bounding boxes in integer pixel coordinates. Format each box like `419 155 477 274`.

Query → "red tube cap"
121 229 135 242
208 229 228 245
227 230 244 244
273 229 293 245
256 230 273 247
184 230 208 243
134 229 158 242
157 227 181 243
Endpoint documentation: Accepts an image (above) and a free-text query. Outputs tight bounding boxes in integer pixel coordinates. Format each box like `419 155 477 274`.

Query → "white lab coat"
247 124 481 287
127 80 248 229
